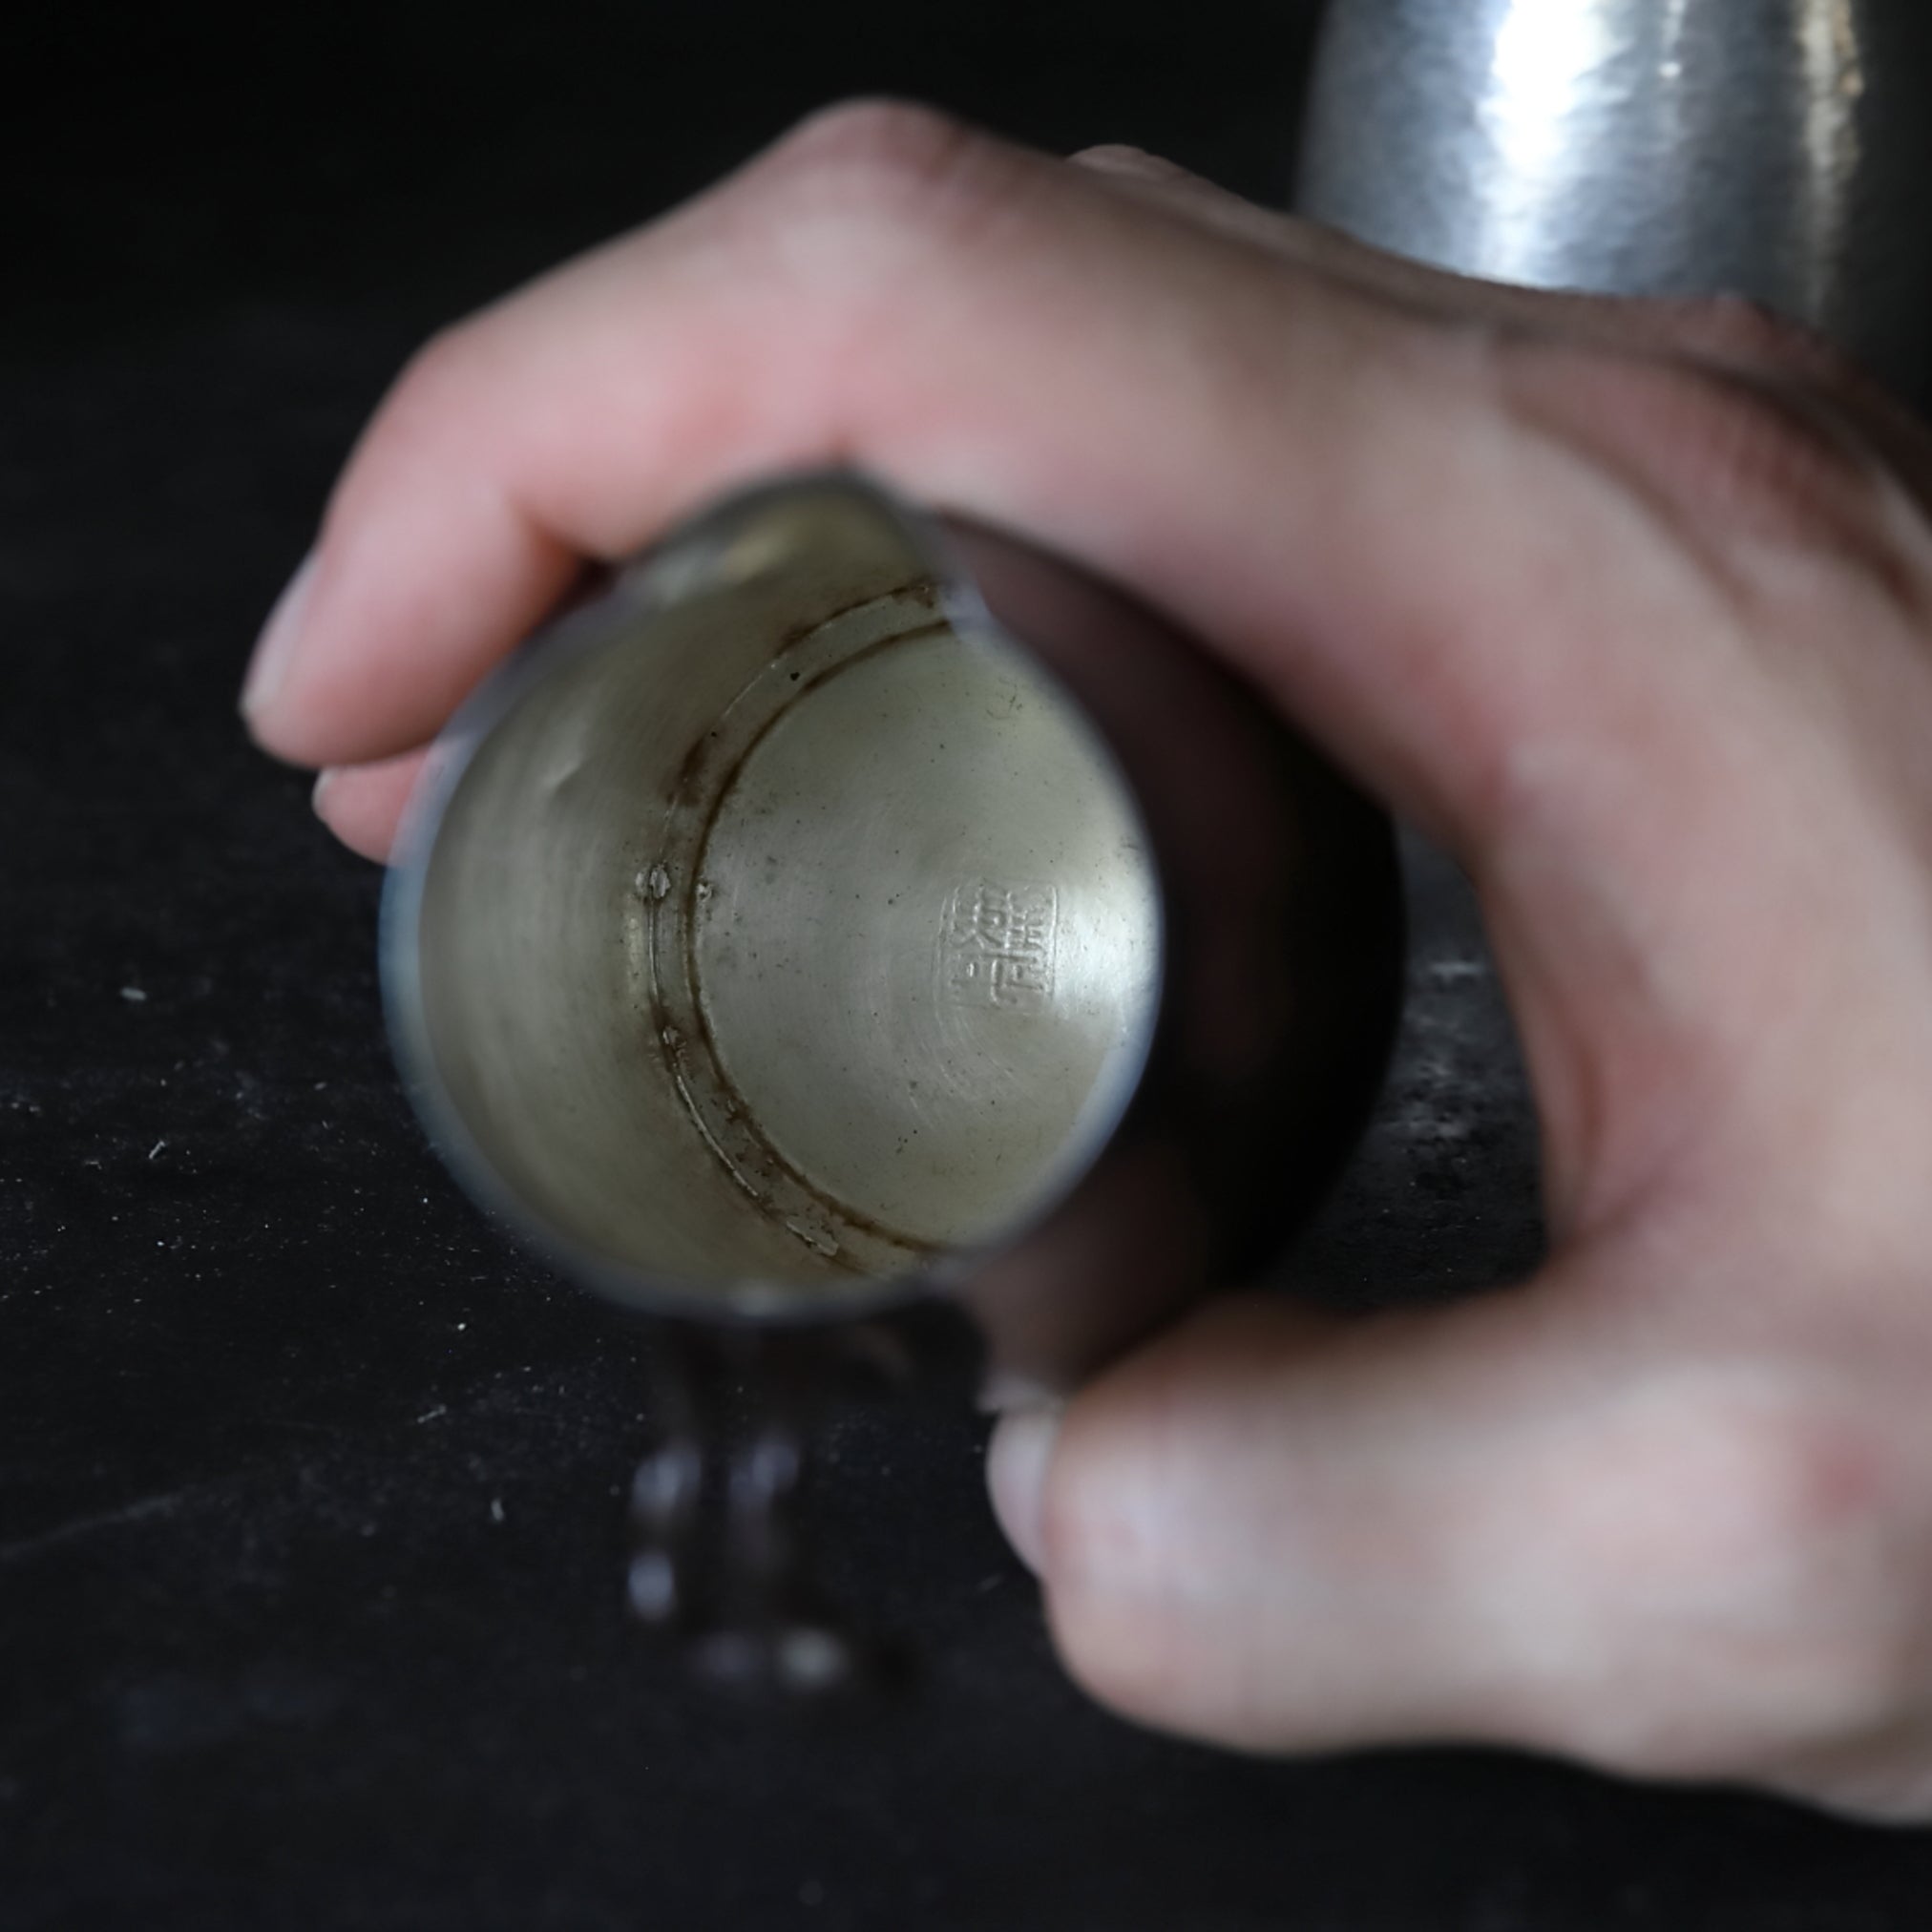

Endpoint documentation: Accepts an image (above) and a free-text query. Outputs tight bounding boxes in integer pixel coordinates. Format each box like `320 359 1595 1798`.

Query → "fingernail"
987 1402 1063 1575
242 551 318 719
310 768 338 819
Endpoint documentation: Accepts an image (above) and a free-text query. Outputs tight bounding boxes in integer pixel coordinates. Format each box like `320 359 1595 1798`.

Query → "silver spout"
1295 0 1932 405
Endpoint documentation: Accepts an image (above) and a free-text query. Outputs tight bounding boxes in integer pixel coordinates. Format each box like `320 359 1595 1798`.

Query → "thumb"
985 1288 1911 1787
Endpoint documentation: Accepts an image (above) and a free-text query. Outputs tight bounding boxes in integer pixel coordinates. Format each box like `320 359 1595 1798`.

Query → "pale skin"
242 103 1932 1821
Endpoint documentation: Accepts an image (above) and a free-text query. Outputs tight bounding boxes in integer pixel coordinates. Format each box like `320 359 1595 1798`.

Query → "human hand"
242 104 1932 1819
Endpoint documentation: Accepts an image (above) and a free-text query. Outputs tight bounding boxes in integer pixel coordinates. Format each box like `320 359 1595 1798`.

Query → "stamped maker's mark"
941 882 1058 1015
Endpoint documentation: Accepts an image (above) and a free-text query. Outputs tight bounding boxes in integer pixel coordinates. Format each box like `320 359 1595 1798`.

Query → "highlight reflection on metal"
1297 0 1932 404
382 474 1401 1394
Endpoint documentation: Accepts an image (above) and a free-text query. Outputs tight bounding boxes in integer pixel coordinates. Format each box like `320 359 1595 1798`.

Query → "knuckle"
1501 329 1902 571
1068 141 1177 176
323 324 484 525
1678 1399 1879 1571
359 324 484 464
1659 292 1852 389
389 322 485 418
746 99 1025 262
1552 1388 1927 1773
775 95 968 166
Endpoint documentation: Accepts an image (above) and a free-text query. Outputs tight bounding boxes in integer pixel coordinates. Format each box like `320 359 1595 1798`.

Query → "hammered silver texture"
1297 0 1932 403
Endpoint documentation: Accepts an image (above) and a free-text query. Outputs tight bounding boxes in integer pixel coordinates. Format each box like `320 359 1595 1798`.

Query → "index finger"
240 101 1713 857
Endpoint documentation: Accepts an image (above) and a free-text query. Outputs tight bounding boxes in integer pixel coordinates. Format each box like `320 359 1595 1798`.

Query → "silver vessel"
1297 0 1932 405
383 473 1401 1398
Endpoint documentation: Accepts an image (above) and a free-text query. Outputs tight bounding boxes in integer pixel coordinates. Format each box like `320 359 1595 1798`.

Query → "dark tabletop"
8 2 1932 1926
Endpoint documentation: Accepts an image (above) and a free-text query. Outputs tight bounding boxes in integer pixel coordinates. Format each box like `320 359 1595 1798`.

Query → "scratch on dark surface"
0 1483 216 1568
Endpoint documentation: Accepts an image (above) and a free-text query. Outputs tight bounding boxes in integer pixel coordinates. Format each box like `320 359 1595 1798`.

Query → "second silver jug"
1296 0 1932 406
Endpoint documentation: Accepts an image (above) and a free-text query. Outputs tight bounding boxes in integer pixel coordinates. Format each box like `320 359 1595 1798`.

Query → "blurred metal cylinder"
1295 0 1932 405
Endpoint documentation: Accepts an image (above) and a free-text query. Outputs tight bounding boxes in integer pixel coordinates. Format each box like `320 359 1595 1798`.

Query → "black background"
7 1 1932 1925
